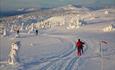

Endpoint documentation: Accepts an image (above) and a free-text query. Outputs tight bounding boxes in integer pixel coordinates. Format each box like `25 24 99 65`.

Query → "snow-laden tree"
8 41 19 65
35 14 88 30
3 28 7 36
28 23 34 34
103 24 115 32
104 10 109 15
20 23 24 31
10 25 14 32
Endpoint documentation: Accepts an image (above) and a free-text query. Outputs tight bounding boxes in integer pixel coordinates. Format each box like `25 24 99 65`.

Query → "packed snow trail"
64 57 78 70
0 33 89 70
16 34 79 70
32 35 77 70
32 34 88 70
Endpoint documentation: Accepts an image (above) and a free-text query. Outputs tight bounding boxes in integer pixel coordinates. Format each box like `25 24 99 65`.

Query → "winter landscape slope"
0 5 115 70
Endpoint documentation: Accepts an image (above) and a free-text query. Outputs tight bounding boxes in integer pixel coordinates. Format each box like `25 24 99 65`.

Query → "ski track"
39 59 59 70
37 35 76 70
36 34 88 70
0 34 88 70
53 59 67 70
64 57 78 70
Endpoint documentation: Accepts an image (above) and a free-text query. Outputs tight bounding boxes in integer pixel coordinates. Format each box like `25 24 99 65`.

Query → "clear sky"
0 0 115 11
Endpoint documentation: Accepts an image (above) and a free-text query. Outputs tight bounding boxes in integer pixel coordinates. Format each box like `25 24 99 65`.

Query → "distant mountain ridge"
51 4 90 11
0 4 114 18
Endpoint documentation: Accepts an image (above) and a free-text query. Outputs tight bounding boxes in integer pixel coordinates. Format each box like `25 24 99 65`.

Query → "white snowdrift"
103 24 115 32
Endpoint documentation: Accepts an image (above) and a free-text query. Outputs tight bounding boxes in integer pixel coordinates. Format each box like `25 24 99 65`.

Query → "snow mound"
104 10 109 15
103 24 115 32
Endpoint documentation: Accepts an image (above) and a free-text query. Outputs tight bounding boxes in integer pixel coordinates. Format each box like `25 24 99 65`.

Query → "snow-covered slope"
0 7 115 70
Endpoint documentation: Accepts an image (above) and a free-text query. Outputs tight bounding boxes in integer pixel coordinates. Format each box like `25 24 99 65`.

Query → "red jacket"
76 41 84 48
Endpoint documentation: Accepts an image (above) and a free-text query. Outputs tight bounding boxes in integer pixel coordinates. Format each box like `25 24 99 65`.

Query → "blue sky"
0 0 115 11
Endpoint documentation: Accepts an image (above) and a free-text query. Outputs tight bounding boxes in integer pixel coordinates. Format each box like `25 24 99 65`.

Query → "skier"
16 29 20 38
17 30 19 34
35 29 38 35
8 42 19 64
76 39 85 56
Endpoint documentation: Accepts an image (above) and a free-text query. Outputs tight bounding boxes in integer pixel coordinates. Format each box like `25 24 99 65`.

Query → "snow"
35 14 86 30
0 7 115 70
52 4 90 12
104 11 109 15
17 8 37 12
103 24 115 32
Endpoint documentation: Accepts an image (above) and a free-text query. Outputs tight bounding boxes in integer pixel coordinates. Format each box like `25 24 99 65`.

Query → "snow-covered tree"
103 24 115 32
20 23 24 31
3 28 7 36
10 25 14 32
28 23 34 34
104 10 109 15
8 42 19 64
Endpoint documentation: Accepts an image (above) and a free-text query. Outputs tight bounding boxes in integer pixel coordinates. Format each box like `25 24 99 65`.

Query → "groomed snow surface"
0 9 115 70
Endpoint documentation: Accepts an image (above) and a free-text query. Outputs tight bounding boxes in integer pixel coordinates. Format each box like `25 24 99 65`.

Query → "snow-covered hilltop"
52 4 89 11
